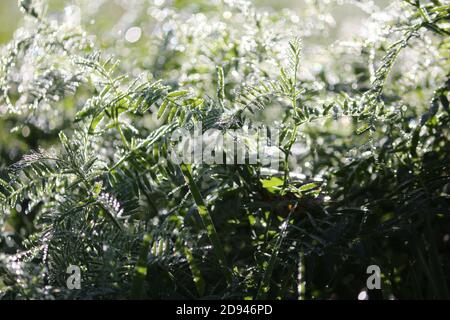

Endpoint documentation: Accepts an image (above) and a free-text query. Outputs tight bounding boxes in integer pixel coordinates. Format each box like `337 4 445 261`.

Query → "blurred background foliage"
0 0 393 168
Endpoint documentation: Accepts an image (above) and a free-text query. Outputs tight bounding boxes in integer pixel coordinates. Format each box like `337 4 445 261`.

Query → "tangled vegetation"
0 0 449 299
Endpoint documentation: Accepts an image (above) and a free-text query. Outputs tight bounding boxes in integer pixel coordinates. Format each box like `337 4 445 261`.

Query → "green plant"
0 0 449 299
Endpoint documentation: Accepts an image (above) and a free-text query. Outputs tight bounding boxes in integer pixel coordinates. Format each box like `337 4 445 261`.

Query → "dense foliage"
0 0 449 299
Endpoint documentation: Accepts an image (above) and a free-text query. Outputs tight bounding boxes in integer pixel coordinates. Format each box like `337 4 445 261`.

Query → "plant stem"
179 163 232 285
256 202 297 299
131 233 152 299
283 122 299 188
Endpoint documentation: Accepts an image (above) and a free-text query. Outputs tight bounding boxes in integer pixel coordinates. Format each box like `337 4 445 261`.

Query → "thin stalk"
131 233 152 299
256 202 297 299
282 38 301 188
116 121 130 149
283 123 299 188
184 243 206 296
179 163 232 285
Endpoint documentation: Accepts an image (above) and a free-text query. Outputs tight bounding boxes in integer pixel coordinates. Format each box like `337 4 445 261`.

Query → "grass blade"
179 163 232 285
